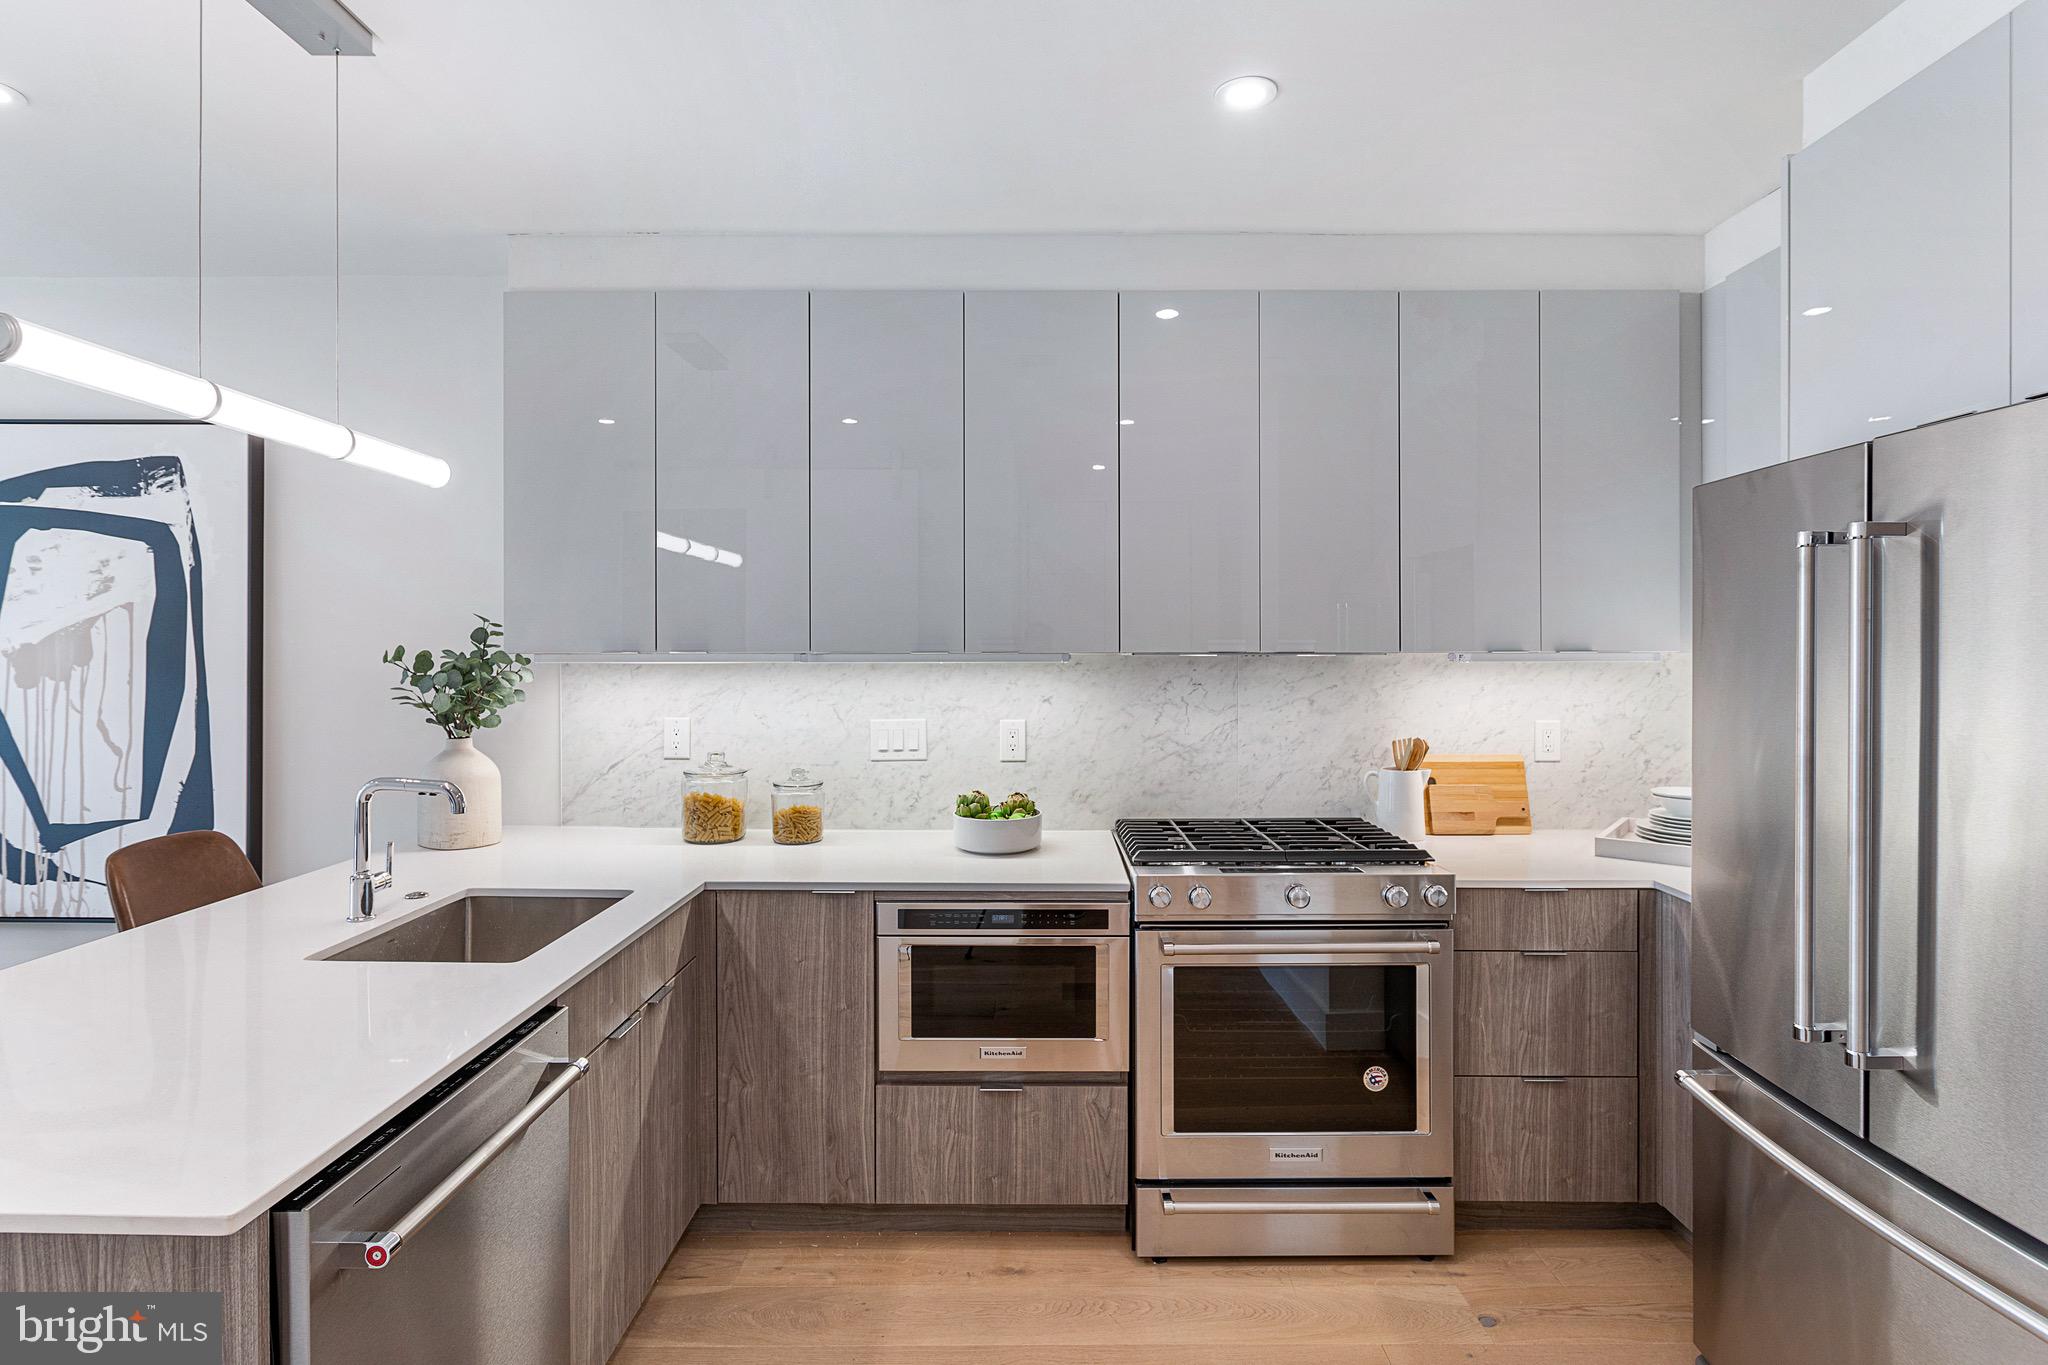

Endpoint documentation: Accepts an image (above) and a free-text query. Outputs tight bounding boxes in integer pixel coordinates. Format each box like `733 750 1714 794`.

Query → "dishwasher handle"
355 1056 589 1269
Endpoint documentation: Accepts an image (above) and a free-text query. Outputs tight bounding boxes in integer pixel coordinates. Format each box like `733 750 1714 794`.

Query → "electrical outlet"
663 716 691 760
1534 719 1562 763
869 718 928 761
998 718 1027 762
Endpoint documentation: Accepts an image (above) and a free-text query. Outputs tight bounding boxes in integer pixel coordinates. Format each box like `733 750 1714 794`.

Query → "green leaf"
412 650 432 674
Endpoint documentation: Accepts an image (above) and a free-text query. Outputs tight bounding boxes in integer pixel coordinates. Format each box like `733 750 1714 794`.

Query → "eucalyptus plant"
383 615 535 739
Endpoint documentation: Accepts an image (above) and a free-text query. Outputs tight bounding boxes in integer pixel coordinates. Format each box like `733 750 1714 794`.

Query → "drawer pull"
976 1086 1024 1095
1523 886 1572 893
1520 1076 1568 1084
1161 1191 1441 1217
1518 949 1568 958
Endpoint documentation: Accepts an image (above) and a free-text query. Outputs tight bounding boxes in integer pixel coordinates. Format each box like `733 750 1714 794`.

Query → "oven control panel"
892 904 1117 931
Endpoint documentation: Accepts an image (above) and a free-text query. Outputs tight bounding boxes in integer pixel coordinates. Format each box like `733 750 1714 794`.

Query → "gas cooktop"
1114 817 1432 869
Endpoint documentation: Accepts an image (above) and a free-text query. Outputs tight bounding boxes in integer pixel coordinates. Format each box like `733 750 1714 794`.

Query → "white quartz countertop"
1425 829 1691 899
0 823 1679 1237
0 827 1128 1237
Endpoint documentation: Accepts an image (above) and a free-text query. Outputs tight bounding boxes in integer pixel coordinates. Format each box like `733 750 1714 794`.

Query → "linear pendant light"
0 313 451 487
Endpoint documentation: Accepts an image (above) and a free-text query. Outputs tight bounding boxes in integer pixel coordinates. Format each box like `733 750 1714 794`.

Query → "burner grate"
1113 817 1431 867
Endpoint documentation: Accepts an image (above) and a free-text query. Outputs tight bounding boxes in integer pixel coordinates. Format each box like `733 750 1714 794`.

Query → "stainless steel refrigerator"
1691 399 2048 1364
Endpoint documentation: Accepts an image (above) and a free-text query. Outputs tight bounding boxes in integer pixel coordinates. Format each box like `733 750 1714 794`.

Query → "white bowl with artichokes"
952 790 1042 855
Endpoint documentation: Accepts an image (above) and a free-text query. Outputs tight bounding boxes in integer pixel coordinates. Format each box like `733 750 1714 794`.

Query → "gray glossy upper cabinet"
1787 18 2010 457
1117 292 1260 653
505 291 654 654
808 291 965 654
964 292 1118 653
654 292 809 652
2016 1 2048 401
1258 292 1400 653
1398 291 1541 653
1703 250 1783 484
1538 291 1685 652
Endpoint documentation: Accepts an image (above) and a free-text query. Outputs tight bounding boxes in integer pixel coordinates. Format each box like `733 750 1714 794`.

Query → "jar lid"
682 749 747 778
772 766 823 792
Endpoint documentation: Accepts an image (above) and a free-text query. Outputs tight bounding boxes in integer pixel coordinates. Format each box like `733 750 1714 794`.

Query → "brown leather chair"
105 830 261 931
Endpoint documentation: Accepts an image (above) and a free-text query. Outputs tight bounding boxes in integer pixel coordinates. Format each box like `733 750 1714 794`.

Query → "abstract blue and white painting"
0 424 253 919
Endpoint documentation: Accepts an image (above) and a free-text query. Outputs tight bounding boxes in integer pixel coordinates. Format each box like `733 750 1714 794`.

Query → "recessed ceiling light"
840 416 859 424
1216 75 1279 111
1802 305 1833 317
1119 418 1134 426
0 84 27 108
1154 308 1180 320
597 417 616 425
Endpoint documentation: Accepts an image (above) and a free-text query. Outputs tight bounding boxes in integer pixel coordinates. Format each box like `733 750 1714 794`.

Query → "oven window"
908 945 1098 1039
1170 963 1420 1133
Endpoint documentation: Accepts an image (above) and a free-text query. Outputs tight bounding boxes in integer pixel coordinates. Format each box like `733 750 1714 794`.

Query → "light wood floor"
611 1223 1697 1363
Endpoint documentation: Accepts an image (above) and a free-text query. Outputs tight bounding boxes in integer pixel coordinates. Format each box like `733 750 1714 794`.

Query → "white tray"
1595 817 1692 867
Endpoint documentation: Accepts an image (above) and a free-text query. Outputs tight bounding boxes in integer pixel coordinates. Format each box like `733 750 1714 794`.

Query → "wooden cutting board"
1424 754 1532 835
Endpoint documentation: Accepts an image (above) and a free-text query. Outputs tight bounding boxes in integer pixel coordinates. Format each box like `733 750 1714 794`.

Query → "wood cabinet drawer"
1455 1076 1638 1201
876 1081 1127 1205
1454 950 1637 1076
561 898 702 1056
1454 888 1637 951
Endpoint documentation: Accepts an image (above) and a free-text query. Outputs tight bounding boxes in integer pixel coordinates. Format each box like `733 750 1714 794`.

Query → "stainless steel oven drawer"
1135 1184 1454 1259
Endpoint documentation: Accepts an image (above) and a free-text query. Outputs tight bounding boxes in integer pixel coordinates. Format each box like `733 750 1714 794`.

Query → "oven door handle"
1159 940 1441 957
1160 1191 1442 1217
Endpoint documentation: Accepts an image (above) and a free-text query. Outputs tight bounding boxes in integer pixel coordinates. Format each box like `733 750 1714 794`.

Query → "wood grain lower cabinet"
0 1224 269 1365
1455 1077 1639 1202
1454 950 1638 1077
569 1003 656 1365
875 1081 1128 1205
717 890 876 1203
1451 888 1638 951
1640 889 1693 1227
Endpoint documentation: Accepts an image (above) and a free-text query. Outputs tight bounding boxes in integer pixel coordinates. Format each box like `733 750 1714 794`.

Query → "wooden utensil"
1423 753 1531 835
1389 737 1431 772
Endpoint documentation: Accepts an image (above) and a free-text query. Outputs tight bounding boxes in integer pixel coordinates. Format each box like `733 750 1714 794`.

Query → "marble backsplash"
558 653 1690 833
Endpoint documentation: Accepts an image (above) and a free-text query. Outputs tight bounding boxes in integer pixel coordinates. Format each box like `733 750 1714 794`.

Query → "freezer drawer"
1689 1046 2048 1365
1134 1184 1453 1259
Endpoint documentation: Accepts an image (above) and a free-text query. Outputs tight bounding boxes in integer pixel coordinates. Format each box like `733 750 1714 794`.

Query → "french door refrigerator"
1691 398 2048 1365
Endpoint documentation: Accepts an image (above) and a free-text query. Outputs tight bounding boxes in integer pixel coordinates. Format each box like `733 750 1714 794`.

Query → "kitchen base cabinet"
569 996 656 1365
0 1224 269 1365
1455 1077 1639 1202
716 891 876 1204
875 1081 1127 1206
1454 950 1637 1077
1639 889 1693 1228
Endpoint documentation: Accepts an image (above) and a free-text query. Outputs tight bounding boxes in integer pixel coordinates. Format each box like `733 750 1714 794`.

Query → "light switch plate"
664 716 691 760
1534 719 1562 763
869 718 928 761
998 719 1027 762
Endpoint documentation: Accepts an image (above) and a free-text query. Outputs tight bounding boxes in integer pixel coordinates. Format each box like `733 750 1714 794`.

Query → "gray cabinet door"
1539 291 1684 651
1703 250 1784 484
1117 291 1260 652
1258 291 1400 653
809 291 965 653
1397 291 1541 653
964 291 1118 653
654 291 809 652
1787 18 2011 457
505 291 654 654
2016 0 2048 400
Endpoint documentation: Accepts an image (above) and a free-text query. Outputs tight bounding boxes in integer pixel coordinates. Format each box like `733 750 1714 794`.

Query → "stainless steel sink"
322 892 627 963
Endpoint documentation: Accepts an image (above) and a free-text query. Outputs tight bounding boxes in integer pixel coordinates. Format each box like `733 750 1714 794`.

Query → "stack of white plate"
1637 785 1692 846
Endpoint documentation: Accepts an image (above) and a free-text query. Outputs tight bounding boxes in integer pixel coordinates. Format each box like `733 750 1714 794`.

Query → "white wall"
1805 0 2024 144
0 273 558 896
509 232 1706 292
1704 191 1784 287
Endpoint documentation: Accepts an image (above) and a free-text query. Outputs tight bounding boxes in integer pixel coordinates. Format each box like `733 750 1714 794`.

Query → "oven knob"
1187 884 1213 910
1423 883 1450 910
1146 884 1173 909
1381 885 1411 910
1284 884 1312 910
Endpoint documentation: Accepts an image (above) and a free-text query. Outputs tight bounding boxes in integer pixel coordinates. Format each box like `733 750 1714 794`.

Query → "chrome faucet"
347 777 467 922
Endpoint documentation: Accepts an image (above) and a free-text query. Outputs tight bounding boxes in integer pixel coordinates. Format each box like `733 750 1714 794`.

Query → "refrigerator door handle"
1794 529 1847 1044
1844 520 1917 1071
1680 1069 2048 1344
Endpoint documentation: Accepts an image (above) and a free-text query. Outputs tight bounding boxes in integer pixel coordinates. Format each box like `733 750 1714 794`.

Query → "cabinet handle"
1518 950 1568 958
976 1086 1024 1095
1522 886 1572 893
645 978 675 1008
1520 1076 1568 1084
607 1006 645 1041
809 889 860 897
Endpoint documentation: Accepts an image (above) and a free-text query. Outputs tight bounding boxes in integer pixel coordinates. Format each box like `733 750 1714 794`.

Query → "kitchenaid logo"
978 1046 1027 1059
1270 1146 1325 1162
3 1294 220 1362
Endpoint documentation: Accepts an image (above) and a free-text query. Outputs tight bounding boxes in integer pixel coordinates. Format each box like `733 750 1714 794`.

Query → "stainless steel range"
1118 817 1457 1260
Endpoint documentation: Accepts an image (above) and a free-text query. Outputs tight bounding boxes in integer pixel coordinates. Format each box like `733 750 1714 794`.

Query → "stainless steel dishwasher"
272 1007 587 1365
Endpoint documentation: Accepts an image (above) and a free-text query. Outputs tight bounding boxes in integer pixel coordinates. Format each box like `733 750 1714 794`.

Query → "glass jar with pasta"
770 768 825 845
681 751 748 844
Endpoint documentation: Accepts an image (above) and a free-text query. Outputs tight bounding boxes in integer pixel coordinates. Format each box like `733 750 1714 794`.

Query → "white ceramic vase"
418 735 503 850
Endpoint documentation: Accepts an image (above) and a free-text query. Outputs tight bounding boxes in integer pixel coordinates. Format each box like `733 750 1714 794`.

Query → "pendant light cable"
196 0 204 375
334 48 342 424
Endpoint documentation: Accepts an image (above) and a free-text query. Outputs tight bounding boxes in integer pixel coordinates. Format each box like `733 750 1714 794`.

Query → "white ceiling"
4 0 1900 276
